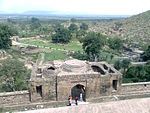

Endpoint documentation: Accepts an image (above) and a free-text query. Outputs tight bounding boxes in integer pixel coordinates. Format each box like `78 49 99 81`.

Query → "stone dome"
61 59 87 72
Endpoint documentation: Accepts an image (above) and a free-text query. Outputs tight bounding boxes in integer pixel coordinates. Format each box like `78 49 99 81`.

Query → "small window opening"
109 68 115 73
144 84 147 87
37 68 42 74
91 65 105 74
112 80 118 90
47 67 55 70
103 64 108 70
36 85 42 97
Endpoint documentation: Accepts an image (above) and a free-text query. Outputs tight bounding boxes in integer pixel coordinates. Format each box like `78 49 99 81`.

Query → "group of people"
68 96 78 106
67 93 83 106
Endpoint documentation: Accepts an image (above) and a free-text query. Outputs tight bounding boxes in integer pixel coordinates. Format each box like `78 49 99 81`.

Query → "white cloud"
0 0 149 15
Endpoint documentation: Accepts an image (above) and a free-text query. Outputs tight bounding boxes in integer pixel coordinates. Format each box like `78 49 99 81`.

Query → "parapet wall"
0 90 30 105
119 82 150 94
0 82 150 106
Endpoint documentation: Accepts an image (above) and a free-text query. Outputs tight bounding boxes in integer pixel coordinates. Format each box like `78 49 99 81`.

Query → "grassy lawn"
20 38 82 51
44 50 68 61
19 38 82 61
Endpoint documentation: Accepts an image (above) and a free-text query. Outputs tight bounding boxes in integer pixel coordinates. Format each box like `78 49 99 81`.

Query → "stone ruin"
20 45 44 54
10 36 19 42
29 59 122 102
0 50 7 60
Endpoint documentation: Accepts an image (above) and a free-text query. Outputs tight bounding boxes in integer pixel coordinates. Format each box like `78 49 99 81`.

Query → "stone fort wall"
0 82 150 105
0 90 30 105
119 82 150 94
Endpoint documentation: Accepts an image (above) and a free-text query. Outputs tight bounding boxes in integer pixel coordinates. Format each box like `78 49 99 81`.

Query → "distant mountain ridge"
0 10 129 18
22 11 57 15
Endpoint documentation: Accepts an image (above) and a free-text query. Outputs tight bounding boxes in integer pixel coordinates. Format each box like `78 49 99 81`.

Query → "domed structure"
29 59 122 102
61 59 88 72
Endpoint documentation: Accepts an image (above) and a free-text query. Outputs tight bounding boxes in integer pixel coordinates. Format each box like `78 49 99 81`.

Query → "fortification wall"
119 82 150 94
0 90 30 105
0 82 150 106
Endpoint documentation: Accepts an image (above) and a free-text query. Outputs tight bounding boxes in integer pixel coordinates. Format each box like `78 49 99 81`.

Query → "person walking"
75 96 78 105
68 96 72 106
80 93 83 101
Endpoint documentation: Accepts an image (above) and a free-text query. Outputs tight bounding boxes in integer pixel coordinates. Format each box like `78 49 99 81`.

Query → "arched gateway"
71 84 86 101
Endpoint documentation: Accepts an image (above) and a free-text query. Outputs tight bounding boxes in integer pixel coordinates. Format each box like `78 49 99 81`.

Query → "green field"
44 50 68 61
19 38 82 61
20 38 82 51
19 38 120 62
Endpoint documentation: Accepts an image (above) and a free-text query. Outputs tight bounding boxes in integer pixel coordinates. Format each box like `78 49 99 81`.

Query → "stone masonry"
29 59 122 102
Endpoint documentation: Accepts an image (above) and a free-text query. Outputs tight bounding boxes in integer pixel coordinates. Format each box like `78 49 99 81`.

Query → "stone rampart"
0 90 30 105
0 82 150 106
119 82 150 94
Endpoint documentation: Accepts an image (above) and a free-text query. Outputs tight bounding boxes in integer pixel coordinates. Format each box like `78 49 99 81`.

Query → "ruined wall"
29 76 56 102
119 82 150 94
0 90 30 105
100 75 111 96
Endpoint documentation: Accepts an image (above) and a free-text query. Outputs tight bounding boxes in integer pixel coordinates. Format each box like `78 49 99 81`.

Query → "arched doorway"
71 84 86 101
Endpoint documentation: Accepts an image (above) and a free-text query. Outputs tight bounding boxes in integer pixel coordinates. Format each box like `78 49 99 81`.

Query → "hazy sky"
0 0 149 15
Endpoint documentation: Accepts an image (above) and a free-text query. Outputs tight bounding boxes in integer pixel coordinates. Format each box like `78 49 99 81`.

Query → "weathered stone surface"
119 82 150 94
17 98 150 113
0 90 30 105
29 59 122 102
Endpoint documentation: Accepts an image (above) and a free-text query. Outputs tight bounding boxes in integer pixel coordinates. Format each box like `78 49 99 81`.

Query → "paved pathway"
17 98 150 113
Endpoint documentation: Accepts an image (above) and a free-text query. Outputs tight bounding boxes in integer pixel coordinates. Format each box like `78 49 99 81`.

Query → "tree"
30 17 41 30
108 37 123 50
76 30 87 42
68 24 78 33
52 26 71 43
144 63 150 81
122 61 150 83
71 51 88 60
70 18 77 23
0 59 30 92
121 59 131 75
82 32 105 61
124 64 150 83
141 45 150 61
114 59 131 74
0 24 17 49
80 23 88 30
114 60 122 70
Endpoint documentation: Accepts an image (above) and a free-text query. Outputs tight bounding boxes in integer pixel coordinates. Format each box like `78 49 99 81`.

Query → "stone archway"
71 84 86 101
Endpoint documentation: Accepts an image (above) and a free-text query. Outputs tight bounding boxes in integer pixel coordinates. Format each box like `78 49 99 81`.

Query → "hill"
89 10 150 46
122 10 150 43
